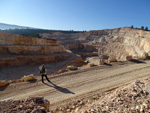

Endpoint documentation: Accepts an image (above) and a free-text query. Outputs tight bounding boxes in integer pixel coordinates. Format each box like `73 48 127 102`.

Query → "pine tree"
131 25 134 28
145 26 148 31
141 26 144 30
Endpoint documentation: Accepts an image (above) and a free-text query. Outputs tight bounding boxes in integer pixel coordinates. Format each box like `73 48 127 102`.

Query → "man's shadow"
130 59 146 64
43 79 75 94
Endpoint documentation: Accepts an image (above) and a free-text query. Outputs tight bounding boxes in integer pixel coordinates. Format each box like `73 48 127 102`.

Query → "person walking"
40 64 50 83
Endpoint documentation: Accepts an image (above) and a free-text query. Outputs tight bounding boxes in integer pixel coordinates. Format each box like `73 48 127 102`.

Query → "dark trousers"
42 74 50 83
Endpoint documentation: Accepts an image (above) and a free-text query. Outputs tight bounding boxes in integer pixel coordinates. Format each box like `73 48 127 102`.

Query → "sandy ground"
1 60 150 110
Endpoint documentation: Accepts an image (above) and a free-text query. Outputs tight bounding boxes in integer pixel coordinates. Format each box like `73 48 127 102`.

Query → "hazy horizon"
0 22 135 31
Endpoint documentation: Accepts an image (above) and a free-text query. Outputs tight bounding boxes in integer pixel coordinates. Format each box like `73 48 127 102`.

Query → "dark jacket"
40 68 46 75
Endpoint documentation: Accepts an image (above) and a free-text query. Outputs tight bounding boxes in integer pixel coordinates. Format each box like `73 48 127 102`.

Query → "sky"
0 0 150 31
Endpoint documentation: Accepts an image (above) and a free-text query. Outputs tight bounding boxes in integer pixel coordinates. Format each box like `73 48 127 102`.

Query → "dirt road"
1 60 150 109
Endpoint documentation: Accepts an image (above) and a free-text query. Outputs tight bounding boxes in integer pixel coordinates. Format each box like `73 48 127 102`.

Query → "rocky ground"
1 61 150 113
1 78 150 113
0 96 50 113
51 78 150 113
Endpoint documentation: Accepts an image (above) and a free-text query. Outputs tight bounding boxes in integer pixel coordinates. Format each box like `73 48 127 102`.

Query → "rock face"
21 74 35 82
96 28 150 61
0 55 70 67
2 28 146 67
0 32 58 45
0 32 65 55
0 32 68 67
0 45 65 54
40 27 150 61
40 32 98 57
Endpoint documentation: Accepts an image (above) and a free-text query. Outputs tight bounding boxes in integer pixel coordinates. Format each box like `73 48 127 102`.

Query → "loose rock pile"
52 78 150 113
0 96 50 113
78 79 150 113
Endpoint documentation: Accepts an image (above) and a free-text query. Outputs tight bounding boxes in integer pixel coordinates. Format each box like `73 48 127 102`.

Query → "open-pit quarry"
1 27 150 112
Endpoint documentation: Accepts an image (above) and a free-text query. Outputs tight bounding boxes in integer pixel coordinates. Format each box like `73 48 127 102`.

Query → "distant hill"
0 23 84 37
0 23 34 30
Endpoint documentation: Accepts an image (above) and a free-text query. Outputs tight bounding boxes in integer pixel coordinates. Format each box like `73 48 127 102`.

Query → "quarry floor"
1 60 150 110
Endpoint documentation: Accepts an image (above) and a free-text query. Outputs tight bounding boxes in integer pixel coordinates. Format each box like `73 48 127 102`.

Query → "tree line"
131 25 149 31
0 28 85 38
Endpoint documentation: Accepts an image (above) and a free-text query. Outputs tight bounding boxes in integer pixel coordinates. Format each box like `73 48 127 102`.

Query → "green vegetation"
145 26 148 31
141 26 144 30
23 33 41 38
0 28 84 38
130 25 149 31
131 25 134 28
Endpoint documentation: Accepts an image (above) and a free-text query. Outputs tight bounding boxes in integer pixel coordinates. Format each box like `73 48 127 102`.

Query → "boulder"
21 74 35 82
0 80 9 87
67 65 78 70
86 57 104 65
